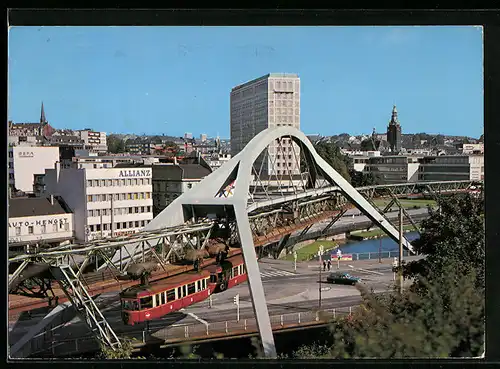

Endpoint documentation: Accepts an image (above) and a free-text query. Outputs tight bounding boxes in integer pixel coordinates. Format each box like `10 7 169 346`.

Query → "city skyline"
8 26 483 138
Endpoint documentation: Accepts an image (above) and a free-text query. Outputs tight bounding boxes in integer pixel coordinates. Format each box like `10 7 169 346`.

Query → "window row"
87 192 152 202
88 206 152 217
14 222 70 236
87 178 151 187
125 278 210 311
229 264 246 279
88 220 150 232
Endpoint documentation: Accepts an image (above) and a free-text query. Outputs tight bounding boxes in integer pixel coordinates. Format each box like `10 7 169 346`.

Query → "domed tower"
386 105 402 153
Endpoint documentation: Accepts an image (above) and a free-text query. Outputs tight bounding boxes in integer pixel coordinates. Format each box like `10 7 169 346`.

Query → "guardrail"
22 306 356 358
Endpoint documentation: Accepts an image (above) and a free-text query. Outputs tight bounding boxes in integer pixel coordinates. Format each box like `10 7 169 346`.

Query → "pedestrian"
327 259 331 271
323 260 326 271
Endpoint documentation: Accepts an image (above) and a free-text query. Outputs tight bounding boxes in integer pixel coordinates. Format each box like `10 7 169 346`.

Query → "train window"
196 280 200 291
187 283 196 295
184 285 188 297
140 296 153 309
167 289 175 302
160 292 166 305
122 300 139 311
210 274 217 283
233 266 239 277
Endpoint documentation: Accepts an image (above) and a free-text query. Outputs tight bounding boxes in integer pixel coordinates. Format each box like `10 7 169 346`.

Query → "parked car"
326 272 361 285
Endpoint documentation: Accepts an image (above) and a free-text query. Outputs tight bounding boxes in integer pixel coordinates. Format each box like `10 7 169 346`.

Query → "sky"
8 26 483 139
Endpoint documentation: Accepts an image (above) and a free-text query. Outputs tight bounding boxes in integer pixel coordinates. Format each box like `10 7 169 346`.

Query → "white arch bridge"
8 127 481 358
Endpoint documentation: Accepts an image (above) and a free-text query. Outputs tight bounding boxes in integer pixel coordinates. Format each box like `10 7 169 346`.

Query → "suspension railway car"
120 254 247 325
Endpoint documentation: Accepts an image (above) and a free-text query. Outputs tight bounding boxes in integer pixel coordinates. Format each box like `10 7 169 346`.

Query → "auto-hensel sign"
9 217 69 228
118 169 151 178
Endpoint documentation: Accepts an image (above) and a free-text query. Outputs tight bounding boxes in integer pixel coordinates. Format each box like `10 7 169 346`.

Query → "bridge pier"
234 204 277 358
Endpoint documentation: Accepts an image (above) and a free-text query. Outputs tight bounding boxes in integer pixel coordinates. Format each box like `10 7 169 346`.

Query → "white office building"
44 164 153 242
418 155 484 182
8 146 60 193
230 73 301 176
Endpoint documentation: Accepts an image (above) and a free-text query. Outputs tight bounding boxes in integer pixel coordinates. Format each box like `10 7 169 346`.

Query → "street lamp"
318 245 324 309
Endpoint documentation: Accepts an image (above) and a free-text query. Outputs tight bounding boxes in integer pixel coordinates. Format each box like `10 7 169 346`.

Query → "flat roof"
232 73 299 91
9 196 72 218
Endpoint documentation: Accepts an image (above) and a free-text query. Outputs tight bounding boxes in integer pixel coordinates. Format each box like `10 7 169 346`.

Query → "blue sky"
8 26 483 138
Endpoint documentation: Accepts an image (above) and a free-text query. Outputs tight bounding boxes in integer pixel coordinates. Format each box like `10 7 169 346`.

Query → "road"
9 257 409 358
297 207 428 236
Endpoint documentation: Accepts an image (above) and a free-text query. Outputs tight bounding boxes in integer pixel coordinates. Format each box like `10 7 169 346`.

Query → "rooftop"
9 196 73 218
232 73 299 91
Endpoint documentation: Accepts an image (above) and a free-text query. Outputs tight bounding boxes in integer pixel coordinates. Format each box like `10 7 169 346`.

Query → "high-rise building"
386 105 402 153
230 73 301 176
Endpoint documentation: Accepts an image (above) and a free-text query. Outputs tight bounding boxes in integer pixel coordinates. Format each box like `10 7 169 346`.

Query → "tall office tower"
387 105 402 153
230 73 301 177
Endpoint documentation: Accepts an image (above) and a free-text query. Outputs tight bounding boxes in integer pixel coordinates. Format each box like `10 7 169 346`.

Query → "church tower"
386 105 402 153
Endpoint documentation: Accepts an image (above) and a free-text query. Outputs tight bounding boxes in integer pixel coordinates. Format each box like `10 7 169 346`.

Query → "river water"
329 231 420 260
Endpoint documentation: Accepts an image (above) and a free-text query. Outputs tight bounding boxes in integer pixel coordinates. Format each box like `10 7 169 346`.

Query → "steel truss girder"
50 264 121 351
322 209 348 235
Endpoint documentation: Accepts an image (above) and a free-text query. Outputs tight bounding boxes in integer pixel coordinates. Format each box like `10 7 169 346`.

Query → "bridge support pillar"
234 204 277 358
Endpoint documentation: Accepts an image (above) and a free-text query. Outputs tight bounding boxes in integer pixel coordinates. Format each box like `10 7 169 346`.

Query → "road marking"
348 265 384 275
260 269 296 279
180 309 208 327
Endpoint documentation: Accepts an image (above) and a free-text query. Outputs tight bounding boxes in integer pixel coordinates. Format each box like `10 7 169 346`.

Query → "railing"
307 250 412 263
22 306 356 358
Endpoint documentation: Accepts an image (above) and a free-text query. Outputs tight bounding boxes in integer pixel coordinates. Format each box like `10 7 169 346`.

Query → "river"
329 231 420 260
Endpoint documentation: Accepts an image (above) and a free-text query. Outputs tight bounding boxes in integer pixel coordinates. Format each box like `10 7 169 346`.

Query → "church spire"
40 101 47 124
389 105 399 126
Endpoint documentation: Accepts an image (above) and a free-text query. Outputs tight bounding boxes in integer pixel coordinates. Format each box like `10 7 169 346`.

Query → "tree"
349 170 380 187
313 141 351 182
323 266 484 359
294 192 484 359
360 139 380 151
107 134 126 154
404 193 485 288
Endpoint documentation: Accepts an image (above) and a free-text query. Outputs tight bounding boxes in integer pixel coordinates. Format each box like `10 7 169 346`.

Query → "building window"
122 222 127 229
129 221 134 228
103 224 108 231
127 193 132 200
53 223 58 232
87 180 93 187
141 206 145 213
134 193 139 200
96 224 101 231
88 210 93 217
146 192 151 199
87 195 92 202
40 225 46 233
64 223 69 231
147 206 151 212
141 220 145 227
89 225 95 232
135 221 140 227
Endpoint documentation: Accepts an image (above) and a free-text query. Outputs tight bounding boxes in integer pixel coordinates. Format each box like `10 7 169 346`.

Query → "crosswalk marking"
260 269 296 279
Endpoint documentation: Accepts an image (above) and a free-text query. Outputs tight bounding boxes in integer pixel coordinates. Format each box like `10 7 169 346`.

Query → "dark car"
326 272 361 285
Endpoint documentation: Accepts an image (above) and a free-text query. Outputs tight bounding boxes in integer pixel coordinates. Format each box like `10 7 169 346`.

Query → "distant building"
200 134 207 142
363 155 420 184
44 164 153 242
418 155 484 182
8 146 60 193
125 140 154 155
9 102 55 145
8 195 74 250
184 132 193 140
151 163 212 217
386 105 402 153
206 153 232 171
69 155 159 170
230 73 301 176
77 129 107 153
460 143 484 155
